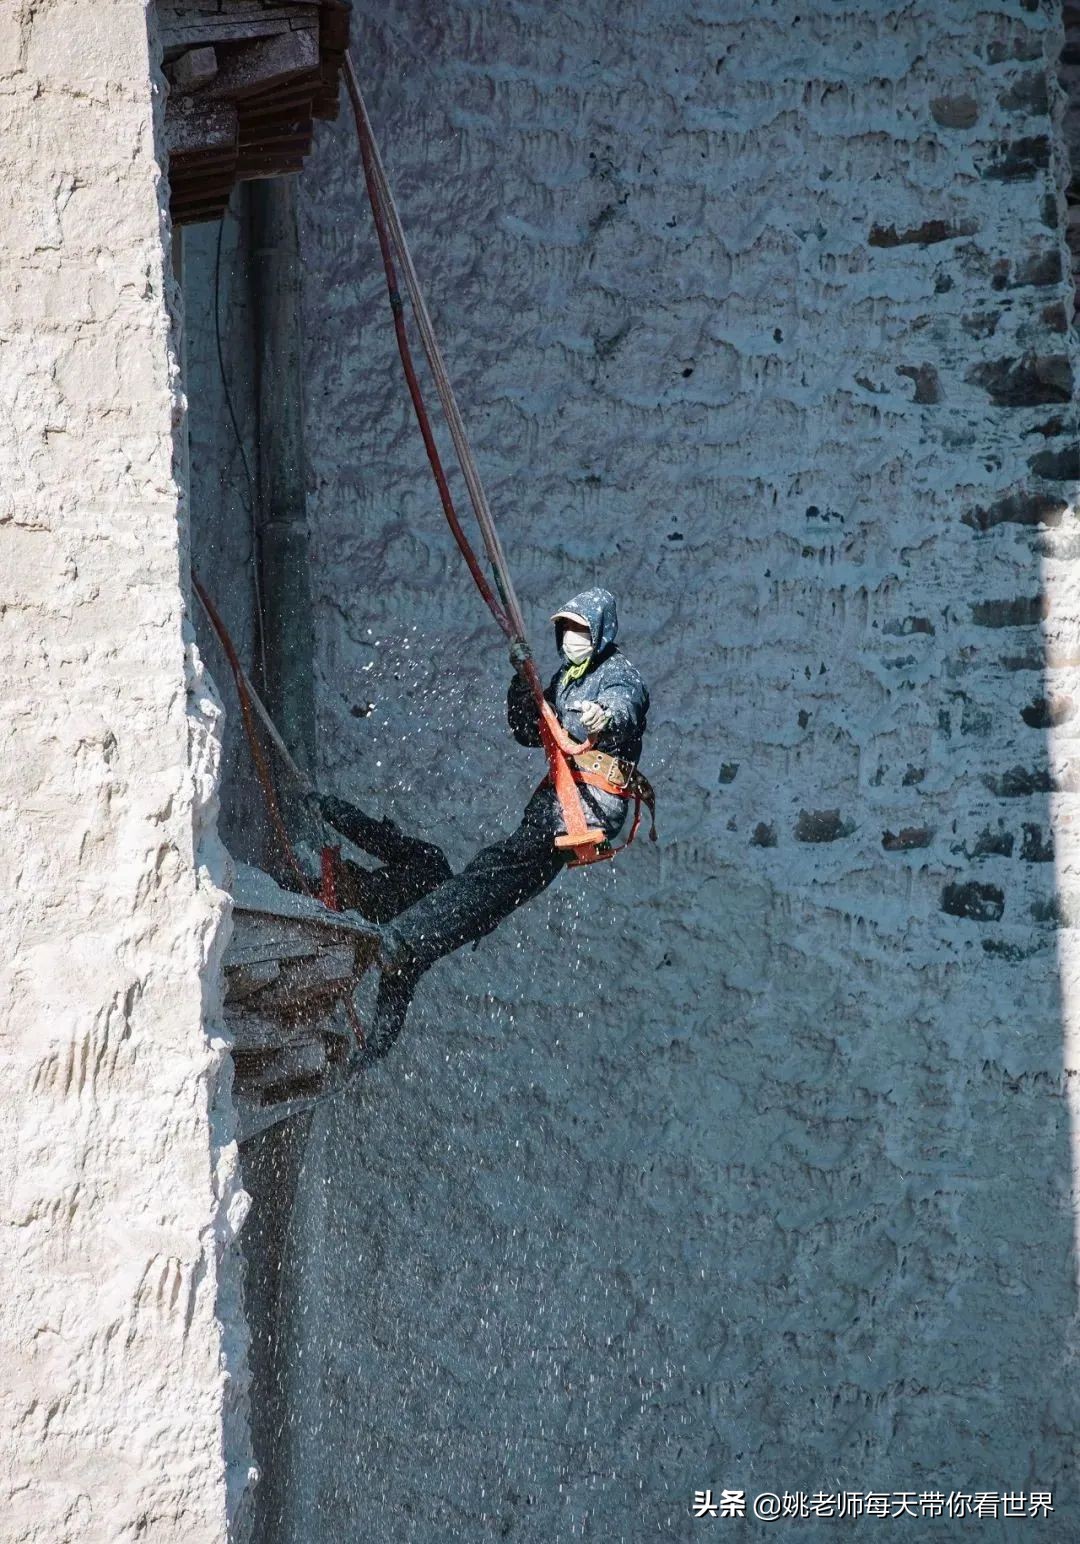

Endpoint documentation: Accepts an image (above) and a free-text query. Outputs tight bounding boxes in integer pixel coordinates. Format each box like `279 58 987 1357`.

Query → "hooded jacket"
506 587 649 764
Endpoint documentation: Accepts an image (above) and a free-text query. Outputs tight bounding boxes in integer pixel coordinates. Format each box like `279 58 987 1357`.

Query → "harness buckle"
574 748 631 789
565 842 616 870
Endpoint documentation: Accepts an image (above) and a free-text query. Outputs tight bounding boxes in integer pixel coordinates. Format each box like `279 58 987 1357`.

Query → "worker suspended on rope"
319 587 651 1064
192 65 656 1078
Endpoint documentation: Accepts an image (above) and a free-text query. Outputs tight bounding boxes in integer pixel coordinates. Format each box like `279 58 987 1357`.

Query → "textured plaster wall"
0 4 249 1540
283 0 1080 1538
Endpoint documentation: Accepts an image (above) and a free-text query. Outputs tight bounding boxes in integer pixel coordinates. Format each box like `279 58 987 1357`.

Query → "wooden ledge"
161 0 351 225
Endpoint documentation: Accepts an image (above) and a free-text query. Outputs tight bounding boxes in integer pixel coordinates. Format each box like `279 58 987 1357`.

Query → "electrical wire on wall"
214 193 269 688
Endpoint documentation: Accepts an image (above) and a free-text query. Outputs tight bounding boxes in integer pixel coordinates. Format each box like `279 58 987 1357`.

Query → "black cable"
214 203 257 510
214 198 268 684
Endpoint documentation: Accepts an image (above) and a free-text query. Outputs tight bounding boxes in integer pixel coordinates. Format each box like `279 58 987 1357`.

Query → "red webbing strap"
541 765 657 860
570 767 658 847
321 844 342 911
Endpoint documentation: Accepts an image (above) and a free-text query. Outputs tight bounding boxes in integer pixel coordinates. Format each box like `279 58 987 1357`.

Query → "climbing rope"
193 576 313 894
192 575 367 1056
343 54 608 863
195 61 639 894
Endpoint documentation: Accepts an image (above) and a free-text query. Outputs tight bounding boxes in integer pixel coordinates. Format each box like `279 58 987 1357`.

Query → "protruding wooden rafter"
160 0 351 225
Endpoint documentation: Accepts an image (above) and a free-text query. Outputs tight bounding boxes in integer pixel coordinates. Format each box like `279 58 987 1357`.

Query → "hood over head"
551 587 618 658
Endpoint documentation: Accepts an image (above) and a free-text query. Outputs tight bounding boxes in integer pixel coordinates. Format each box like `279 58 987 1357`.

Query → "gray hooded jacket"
506 587 649 764
365 588 650 1054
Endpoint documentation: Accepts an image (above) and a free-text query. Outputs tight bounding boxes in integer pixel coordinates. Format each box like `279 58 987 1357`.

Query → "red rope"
349 92 510 637
344 61 605 859
193 576 367 1059
193 575 314 898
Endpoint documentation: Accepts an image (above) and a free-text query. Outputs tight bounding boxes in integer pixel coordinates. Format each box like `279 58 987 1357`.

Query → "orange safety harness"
547 760 658 864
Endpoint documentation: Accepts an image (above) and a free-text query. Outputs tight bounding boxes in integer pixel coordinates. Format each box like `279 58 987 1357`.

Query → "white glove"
578 699 611 734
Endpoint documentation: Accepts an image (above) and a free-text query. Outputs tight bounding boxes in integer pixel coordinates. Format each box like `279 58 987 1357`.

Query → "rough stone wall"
279 0 1080 1538
0 4 248 1540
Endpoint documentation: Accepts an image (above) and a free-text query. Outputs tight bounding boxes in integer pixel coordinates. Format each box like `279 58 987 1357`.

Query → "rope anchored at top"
342 52 607 860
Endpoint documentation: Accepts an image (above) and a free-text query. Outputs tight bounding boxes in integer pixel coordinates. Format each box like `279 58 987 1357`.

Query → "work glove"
316 793 353 832
508 638 531 670
578 699 611 734
298 785 327 821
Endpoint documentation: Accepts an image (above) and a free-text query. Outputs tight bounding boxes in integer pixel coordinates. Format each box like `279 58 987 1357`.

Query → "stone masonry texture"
275 1 1080 1539
0 4 248 1542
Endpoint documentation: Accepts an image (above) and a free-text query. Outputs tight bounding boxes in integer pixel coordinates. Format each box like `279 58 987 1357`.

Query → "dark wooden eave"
224 864 378 1140
160 0 351 225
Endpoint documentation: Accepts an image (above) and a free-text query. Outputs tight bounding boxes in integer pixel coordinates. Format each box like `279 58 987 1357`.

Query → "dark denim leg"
362 792 566 1061
336 845 452 924
363 957 425 1064
363 783 630 1061
321 797 453 924
385 787 569 972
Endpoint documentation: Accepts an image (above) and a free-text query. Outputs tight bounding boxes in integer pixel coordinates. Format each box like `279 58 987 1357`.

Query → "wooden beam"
238 152 308 179
166 98 238 157
159 2 321 53
239 82 318 120
171 45 218 90
163 0 349 224
202 27 321 102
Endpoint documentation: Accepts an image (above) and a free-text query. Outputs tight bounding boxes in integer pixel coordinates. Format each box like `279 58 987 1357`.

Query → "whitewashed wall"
290 0 1077 1537
0 4 249 1540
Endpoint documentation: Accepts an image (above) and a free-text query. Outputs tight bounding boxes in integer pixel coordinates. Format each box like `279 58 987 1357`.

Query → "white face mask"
561 628 593 665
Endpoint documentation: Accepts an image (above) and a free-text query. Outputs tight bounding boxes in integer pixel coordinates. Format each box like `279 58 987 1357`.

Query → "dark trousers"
324 801 453 923
324 784 627 1061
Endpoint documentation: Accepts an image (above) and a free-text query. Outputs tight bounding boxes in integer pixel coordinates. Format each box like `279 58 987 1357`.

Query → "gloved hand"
317 792 351 829
297 785 326 819
508 638 531 670
578 699 611 734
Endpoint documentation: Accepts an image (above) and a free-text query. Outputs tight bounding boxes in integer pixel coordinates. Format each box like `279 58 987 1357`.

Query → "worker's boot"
350 926 421 1068
350 921 412 980
377 922 412 968
319 794 393 854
